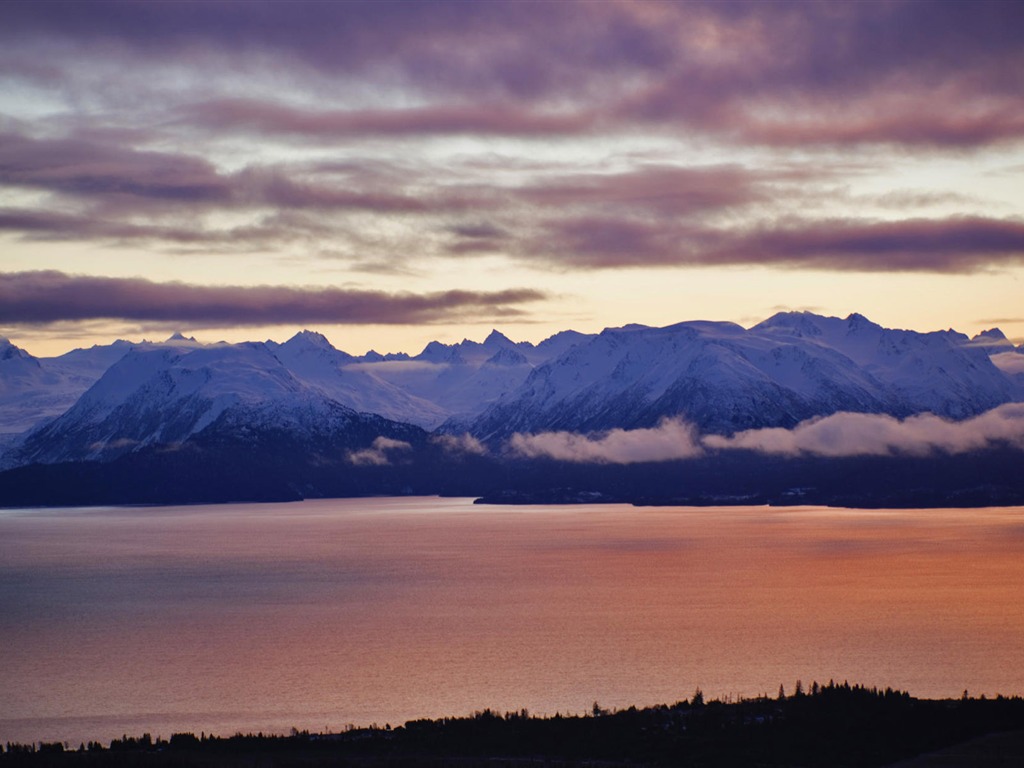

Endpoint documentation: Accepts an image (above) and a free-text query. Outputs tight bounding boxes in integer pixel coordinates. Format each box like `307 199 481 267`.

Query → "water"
2 497 1023 746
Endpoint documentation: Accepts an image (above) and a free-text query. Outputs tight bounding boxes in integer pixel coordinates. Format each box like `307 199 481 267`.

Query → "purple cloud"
531 215 1024 273
516 165 763 217
0 132 460 216
0 271 547 326
708 217 1024 272
0 132 229 202
2 0 1024 297
4 1 1022 147
183 99 596 139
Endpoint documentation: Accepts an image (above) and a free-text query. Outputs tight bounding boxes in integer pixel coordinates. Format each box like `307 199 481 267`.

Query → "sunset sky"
2 0 1023 357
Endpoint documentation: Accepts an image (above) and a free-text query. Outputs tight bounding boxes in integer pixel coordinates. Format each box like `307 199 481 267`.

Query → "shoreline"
4 685 1024 767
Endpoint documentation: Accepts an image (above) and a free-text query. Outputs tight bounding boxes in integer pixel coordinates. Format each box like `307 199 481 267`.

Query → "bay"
1 497 1023 746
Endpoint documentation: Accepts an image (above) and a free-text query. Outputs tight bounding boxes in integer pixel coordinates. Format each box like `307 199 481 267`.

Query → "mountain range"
1 312 1023 507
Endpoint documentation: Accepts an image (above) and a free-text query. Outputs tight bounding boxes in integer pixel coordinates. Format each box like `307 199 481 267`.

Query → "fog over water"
2 498 1023 746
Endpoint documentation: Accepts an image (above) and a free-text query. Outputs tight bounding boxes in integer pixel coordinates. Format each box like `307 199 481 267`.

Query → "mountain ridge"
2 312 1023 507
3 312 1023 450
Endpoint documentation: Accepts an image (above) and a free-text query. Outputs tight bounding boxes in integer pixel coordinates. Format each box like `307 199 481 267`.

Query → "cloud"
158 12 1024 150
5 140 1024 272
183 99 596 139
0 271 547 327
4 1 1022 148
612 2 1024 147
0 131 467 217
346 436 413 466
705 405 1024 457
3 0 1024 305
712 217 1024 272
430 433 489 457
87 437 140 453
508 418 703 464
529 215 1024 273
732 101 1024 149
508 405 1024 464
990 353 1024 377
0 133 778 259
978 317 1024 326
0 1 668 101
233 167 455 214
515 164 763 217
0 132 230 202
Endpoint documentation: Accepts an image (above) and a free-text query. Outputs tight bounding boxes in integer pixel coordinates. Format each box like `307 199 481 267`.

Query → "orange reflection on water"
1 499 1022 746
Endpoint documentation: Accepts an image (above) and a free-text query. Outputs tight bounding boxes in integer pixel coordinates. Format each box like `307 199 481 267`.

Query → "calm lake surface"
2 497 1023 745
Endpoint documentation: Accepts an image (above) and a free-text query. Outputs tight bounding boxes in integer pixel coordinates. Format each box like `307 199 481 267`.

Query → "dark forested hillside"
4 684 1024 768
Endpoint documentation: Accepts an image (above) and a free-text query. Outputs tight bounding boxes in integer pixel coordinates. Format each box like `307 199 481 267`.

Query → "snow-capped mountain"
3 312 1023 473
267 330 448 428
462 312 1021 442
0 327 592 453
0 337 134 443
10 339 423 466
988 349 1024 394
965 327 1024 395
348 329 590 424
3 312 1024 508
752 312 1018 418
968 328 1018 354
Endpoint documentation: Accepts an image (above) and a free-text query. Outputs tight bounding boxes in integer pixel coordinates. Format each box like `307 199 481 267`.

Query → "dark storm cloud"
0 271 548 326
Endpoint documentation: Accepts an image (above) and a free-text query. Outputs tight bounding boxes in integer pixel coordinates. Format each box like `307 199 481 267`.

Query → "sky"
1 0 1023 358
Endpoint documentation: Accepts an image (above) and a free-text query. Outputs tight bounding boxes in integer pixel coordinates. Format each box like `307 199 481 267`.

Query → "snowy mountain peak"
485 346 529 367
845 312 878 328
979 328 1008 340
969 328 1015 354
417 340 466 364
284 329 338 351
0 337 37 364
483 329 515 349
461 310 1022 442
605 323 650 334
753 311 825 338
533 329 594 361
166 332 197 343
4 311 1024 468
